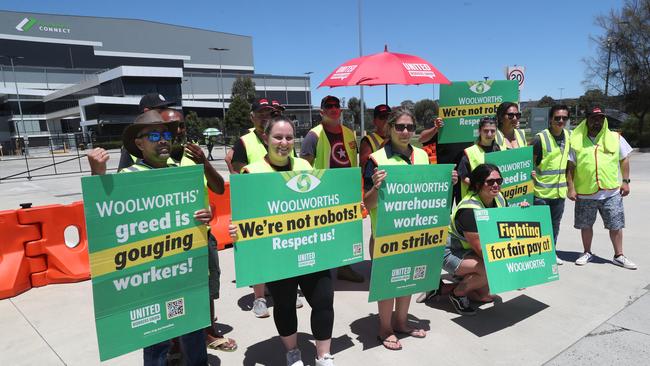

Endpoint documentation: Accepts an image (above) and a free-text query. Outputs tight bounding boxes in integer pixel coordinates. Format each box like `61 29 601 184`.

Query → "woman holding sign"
495 102 527 150
444 163 511 315
237 116 336 366
363 107 429 350
458 117 502 199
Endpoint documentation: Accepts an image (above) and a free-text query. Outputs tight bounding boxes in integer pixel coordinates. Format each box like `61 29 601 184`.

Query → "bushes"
620 116 650 148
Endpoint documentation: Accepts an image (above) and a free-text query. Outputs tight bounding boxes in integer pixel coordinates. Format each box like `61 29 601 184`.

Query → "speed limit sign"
507 66 525 90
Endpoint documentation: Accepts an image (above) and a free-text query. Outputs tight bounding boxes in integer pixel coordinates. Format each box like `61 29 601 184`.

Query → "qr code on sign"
353 243 362 256
166 298 185 320
413 265 427 280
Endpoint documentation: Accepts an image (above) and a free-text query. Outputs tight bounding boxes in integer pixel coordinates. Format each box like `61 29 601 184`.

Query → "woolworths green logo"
15 17 37 32
284 173 322 193
467 80 493 95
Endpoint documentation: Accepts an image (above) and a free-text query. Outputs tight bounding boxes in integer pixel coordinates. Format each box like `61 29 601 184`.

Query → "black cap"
373 104 391 118
320 95 340 109
251 98 275 113
270 100 285 111
139 93 175 112
587 106 606 117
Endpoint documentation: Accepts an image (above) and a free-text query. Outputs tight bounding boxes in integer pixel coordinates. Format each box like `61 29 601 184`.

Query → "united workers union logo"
467 80 493 94
16 17 71 34
330 65 357 80
284 172 324 193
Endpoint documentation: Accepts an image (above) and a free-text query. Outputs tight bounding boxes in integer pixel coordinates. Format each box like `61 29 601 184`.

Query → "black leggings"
266 270 334 340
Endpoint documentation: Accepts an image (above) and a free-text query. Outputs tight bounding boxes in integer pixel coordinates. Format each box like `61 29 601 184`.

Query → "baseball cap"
587 106 606 117
251 98 275 113
270 100 286 111
139 93 175 112
320 95 340 109
373 104 392 118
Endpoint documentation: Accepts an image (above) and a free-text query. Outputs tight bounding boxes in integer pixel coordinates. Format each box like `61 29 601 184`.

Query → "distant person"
567 106 636 269
495 102 526 150
418 117 444 164
531 105 572 265
458 117 501 199
207 136 216 161
358 104 391 171
300 95 363 283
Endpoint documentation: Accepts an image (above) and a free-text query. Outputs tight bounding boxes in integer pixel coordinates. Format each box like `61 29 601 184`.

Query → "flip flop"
395 328 426 338
377 335 402 351
207 337 238 352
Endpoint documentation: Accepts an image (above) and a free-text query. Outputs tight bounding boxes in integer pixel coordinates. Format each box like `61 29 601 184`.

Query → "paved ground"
1 149 649 365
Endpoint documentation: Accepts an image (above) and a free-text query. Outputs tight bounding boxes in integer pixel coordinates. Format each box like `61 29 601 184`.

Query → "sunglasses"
394 123 416 132
485 178 504 186
137 131 173 142
324 103 341 109
506 112 522 119
553 116 570 122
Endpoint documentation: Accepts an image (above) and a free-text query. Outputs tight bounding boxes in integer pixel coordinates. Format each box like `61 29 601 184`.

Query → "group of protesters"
86 91 635 366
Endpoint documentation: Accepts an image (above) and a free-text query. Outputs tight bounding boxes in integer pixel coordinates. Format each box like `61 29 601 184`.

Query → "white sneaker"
252 297 270 318
613 255 638 270
315 353 335 366
575 252 593 266
556 255 564 265
286 348 303 366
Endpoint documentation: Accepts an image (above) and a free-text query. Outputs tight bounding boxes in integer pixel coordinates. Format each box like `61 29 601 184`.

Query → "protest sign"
368 164 454 302
485 146 534 206
231 167 363 287
81 165 209 361
474 205 559 294
438 80 519 143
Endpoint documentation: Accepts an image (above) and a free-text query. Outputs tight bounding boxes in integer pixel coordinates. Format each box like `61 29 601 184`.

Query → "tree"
578 89 608 112
231 76 257 104
343 97 372 131
224 95 251 139
537 95 556 108
184 111 220 143
585 0 650 144
414 99 438 129
400 100 415 110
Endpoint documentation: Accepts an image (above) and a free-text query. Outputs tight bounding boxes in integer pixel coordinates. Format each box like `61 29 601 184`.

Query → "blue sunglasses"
137 131 173 142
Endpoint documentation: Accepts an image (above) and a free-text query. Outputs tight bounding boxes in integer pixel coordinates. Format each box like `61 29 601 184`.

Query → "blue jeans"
534 197 566 246
142 329 207 366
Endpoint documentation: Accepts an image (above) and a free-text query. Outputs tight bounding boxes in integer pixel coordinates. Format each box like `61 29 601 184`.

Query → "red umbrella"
319 46 451 98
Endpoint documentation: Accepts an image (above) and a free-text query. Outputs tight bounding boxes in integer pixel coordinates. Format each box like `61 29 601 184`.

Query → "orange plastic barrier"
17 201 90 287
208 182 233 250
0 210 45 299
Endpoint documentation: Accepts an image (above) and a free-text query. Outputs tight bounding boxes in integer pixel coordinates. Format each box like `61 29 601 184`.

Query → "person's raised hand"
87 147 109 175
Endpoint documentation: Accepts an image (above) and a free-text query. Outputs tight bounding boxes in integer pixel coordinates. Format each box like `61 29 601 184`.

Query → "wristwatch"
622 178 631 183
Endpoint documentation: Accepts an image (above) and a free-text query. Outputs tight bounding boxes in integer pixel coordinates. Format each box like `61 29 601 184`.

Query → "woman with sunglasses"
363 107 429 351
444 163 508 316
458 117 501 199
495 102 526 150
236 116 336 366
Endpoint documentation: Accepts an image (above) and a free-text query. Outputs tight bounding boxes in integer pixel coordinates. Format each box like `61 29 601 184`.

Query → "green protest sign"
438 80 519 143
368 164 454 302
485 146 534 206
81 165 210 361
231 167 364 287
474 206 559 294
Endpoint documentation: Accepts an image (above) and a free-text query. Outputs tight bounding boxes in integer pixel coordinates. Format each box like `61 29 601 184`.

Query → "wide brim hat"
122 110 178 158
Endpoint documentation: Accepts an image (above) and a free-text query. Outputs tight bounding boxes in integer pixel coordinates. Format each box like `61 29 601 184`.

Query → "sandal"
395 328 426 338
207 336 238 352
377 335 402 351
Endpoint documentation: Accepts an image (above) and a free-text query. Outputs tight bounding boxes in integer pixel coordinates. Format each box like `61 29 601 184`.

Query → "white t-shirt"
568 134 632 200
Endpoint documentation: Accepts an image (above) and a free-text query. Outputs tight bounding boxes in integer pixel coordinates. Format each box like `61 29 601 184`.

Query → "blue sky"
2 0 622 107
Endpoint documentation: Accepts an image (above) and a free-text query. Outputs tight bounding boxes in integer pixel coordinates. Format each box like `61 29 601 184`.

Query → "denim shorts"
443 241 474 275
574 194 625 230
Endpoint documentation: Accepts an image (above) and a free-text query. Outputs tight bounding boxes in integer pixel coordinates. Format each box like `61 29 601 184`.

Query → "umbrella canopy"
203 128 222 136
319 46 451 88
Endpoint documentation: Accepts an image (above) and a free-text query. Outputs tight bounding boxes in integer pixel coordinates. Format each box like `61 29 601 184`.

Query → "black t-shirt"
363 142 414 192
232 131 267 166
532 130 565 167
117 147 135 171
457 142 500 180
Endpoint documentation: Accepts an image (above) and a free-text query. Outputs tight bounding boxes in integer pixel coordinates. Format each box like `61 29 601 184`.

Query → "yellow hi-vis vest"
449 192 506 250
368 145 429 234
119 160 178 172
460 144 489 199
495 129 526 150
309 124 358 169
240 130 269 164
570 118 620 195
362 132 385 153
242 156 312 174
534 129 570 199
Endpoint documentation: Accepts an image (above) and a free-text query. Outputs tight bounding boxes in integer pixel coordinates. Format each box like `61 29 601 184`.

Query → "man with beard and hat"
566 106 636 269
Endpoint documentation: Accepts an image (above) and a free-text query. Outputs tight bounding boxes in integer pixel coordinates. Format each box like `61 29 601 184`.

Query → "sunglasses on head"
553 116 570 122
506 112 522 119
137 131 173 142
394 123 416 132
485 178 503 186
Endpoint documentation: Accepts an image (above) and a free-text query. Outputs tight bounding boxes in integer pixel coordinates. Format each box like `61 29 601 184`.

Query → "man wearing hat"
87 110 212 365
301 95 364 283
566 106 636 269
359 104 390 171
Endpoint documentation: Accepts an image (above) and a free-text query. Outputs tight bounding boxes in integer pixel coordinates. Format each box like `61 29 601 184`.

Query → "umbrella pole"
385 85 388 104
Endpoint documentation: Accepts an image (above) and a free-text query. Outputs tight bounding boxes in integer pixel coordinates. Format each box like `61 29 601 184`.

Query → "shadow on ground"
557 250 611 265
348 313 431 350
242 332 354 366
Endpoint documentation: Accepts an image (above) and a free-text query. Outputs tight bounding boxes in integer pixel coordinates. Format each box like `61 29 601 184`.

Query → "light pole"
304 71 313 127
1 54 31 178
604 36 613 97
358 0 366 136
558 87 565 101
208 47 229 152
